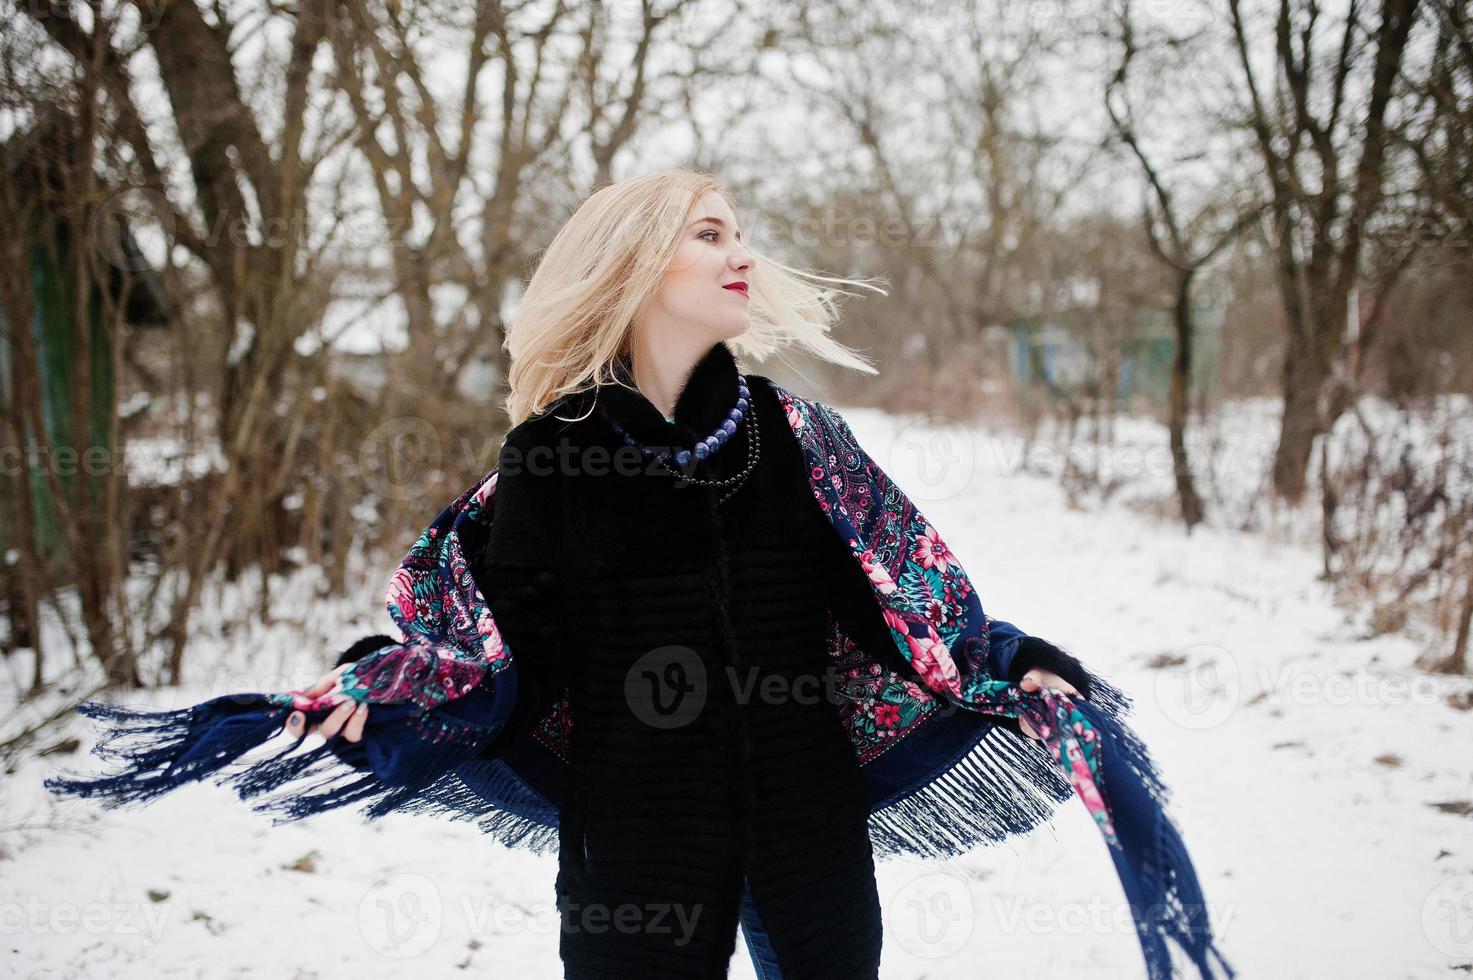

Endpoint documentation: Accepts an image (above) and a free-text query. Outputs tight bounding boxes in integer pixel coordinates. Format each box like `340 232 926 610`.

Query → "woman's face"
645 189 755 343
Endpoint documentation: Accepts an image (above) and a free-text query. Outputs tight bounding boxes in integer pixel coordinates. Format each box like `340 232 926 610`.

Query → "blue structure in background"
1001 304 1221 407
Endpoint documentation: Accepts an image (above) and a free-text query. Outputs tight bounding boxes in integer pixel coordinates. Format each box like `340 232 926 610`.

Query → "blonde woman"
308 170 1090 977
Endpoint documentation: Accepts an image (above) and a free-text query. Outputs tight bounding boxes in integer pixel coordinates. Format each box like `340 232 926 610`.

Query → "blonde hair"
502 169 885 426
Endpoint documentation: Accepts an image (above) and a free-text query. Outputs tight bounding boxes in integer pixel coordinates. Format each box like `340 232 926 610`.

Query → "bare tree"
744 1 1103 408
1226 0 1426 505
323 0 721 397
1406 0 1473 229
11 0 363 681
0 32 141 688
1106 1 1268 529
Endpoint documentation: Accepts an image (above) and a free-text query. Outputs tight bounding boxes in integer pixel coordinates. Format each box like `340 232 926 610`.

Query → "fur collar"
593 340 742 452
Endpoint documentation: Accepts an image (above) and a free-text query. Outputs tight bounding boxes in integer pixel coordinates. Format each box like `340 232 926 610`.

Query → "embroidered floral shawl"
46 384 1234 980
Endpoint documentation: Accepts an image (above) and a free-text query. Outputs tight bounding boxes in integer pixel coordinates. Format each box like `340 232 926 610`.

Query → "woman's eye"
699 229 719 242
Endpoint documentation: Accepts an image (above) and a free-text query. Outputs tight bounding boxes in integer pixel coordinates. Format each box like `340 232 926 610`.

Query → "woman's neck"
598 338 739 449
626 336 715 420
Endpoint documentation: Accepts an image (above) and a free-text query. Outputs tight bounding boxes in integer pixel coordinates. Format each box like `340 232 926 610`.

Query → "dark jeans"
738 877 784 979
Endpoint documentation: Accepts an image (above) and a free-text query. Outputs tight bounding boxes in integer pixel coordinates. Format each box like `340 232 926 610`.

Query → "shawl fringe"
377 759 563 856
43 697 287 810
868 658 1132 859
869 723 1073 859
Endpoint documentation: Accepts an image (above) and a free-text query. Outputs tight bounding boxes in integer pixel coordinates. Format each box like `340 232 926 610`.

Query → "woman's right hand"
285 663 369 742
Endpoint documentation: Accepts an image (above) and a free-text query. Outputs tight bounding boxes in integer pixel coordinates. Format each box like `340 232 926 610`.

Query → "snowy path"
5 406 1470 978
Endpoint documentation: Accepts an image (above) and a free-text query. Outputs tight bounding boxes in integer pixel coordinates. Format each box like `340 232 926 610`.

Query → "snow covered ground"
4 402 1471 978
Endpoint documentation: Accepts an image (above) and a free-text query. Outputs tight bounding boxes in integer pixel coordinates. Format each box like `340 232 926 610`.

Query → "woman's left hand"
285 663 369 742
1016 667 1081 741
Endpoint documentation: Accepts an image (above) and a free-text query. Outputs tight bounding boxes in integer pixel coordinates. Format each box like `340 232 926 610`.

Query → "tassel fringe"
1074 696 1236 979
385 759 563 856
46 696 563 857
47 665 1232 978
44 697 286 809
1060 664 1236 978
869 723 1073 860
864 661 1236 979
867 660 1132 861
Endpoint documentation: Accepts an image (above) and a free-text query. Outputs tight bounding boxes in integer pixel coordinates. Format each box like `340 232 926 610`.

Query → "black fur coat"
337 340 1090 977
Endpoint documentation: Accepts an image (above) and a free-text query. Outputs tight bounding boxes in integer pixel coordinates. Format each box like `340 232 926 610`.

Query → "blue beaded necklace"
600 373 761 505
